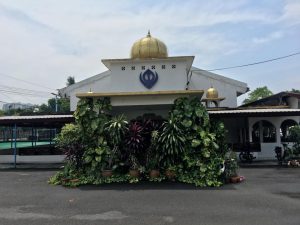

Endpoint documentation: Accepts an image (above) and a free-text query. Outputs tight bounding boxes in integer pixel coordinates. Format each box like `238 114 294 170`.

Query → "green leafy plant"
157 116 186 167
105 114 128 148
74 97 111 148
102 114 129 172
83 137 110 172
124 121 145 169
50 96 229 187
146 130 160 170
129 154 140 170
55 123 84 169
170 97 227 187
289 125 300 156
224 151 238 178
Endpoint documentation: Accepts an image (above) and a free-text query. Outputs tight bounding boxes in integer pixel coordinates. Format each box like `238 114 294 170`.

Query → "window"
280 119 298 142
172 65 176 69
162 65 166 69
131 66 135 70
252 122 260 143
262 121 276 142
141 66 145 70
121 66 125 71
252 120 277 143
151 65 155 69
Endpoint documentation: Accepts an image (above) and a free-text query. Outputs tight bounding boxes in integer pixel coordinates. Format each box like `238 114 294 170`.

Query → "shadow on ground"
78 181 238 191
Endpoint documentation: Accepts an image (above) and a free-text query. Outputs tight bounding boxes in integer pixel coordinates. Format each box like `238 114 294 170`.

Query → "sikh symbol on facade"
139 69 158 89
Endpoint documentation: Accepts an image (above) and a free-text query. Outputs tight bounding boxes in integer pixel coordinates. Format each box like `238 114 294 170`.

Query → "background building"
58 32 300 160
2 103 34 111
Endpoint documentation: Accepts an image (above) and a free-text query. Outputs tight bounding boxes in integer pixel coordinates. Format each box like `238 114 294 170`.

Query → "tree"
39 103 52 114
243 86 273 104
66 76 75 86
291 89 300 93
48 98 70 113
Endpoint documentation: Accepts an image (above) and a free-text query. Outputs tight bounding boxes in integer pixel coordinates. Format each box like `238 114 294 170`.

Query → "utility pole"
51 93 58 113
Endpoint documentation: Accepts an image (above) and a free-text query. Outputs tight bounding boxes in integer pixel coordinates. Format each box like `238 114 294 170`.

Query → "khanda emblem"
139 69 158 89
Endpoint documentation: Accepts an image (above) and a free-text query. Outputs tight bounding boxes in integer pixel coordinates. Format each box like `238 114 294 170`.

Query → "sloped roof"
190 66 249 96
0 115 74 127
209 108 300 117
58 70 111 96
240 92 300 108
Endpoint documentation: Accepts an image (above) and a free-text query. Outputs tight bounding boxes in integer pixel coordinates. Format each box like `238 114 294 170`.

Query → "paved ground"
0 168 299 225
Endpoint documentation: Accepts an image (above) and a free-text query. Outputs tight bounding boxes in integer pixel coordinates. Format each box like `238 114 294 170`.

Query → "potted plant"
128 155 140 177
125 122 145 177
101 153 114 177
148 156 160 178
145 130 161 178
157 117 186 168
103 115 128 177
224 150 240 183
165 165 176 180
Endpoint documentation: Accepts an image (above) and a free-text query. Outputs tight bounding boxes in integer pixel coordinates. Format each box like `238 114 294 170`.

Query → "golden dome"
206 87 219 99
131 31 168 59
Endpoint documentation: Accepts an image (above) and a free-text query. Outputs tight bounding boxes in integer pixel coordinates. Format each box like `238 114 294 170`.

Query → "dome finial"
131 32 168 59
206 87 219 99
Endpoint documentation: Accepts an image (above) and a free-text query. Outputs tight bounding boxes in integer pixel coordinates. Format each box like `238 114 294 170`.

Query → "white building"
2 103 34 111
58 32 300 160
59 31 248 112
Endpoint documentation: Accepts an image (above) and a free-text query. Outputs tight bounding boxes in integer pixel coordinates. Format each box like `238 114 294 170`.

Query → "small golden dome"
206 87 219 99
131 31 168 59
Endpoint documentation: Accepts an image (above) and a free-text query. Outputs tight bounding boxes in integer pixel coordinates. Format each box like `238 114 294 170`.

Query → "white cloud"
0 0 298 104
252 31 284 44
280 0 300 25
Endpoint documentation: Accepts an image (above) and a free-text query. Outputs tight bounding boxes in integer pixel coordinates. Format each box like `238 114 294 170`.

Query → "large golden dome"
131 31 168 59
206 87 219 99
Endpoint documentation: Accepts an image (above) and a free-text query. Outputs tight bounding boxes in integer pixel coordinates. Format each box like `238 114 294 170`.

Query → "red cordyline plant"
125 121 145 154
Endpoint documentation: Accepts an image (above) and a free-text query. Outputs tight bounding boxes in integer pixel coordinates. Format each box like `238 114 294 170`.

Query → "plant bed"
230 176 241 183
101 170 113 177
165 169 176 180
149 169 160 178
129 169 140 178
49 97 231 188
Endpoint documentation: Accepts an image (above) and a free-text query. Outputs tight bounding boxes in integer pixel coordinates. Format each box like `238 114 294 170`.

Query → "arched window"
280 119 298 142
252 122 260 142
252 120 277 143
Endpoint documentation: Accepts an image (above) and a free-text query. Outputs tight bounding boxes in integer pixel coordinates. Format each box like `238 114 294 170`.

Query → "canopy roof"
0 115 74 127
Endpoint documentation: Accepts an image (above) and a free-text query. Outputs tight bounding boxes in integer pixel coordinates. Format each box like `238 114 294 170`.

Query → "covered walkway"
0 115 74 168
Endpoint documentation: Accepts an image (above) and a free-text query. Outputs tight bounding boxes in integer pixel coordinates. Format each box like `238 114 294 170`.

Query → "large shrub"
50 96 229 187
288 125 300 157
170 97 227 187
55 123 84 169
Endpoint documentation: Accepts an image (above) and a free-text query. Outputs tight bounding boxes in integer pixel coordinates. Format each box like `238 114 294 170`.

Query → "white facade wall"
60 55 248 111
287 97 299 109
69 75 111 111
190 75 238 107
248 116 300 159
189 70 247 108
110 59 188 92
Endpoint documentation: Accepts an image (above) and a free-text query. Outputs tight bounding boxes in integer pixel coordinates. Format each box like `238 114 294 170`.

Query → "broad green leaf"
84 155 92 163
191 139 201 148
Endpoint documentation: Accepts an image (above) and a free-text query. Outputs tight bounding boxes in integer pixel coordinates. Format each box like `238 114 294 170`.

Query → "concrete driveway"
0 168 299 225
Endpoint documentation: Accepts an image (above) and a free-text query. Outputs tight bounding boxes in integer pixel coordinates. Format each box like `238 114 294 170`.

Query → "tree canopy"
1 98 70 116
66 76 75 86
243 86 273 105
291 89 300 93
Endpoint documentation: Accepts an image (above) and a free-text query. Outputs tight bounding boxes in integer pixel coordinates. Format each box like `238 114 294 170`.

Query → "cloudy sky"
0 0 299 106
